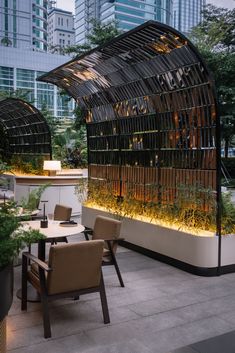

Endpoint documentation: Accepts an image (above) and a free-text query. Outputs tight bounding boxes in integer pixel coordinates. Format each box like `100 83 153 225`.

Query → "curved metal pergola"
0 98 51 159
38 20 221 241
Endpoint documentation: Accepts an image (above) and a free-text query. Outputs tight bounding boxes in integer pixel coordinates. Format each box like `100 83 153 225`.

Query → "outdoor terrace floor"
7 232 235 353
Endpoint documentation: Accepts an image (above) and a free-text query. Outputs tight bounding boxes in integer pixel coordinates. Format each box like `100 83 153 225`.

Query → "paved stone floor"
7 233 235 353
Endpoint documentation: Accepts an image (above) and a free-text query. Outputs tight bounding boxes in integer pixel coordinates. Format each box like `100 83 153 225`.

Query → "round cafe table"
21 220 84 260
17 220 84 302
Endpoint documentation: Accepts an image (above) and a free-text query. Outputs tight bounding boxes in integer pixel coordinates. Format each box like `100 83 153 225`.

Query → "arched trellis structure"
0 98 52 159
39 21 221 269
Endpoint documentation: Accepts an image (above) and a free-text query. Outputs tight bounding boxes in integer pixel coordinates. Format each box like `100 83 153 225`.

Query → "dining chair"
54 204 72 222
50 204 72 244
83 215 124 287
21 240 110 338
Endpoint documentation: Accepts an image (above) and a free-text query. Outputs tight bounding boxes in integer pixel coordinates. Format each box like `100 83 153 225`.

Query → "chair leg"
106 242 124 287
21 254 28 311
108 250 124 287
39 269 51 338
99 272 110 324
40 293 51 338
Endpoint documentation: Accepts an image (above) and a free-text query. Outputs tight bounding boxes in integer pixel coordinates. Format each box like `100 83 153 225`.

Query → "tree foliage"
64 43 91 57
40 103 58 138
86 19 122 47
190 4 235 158
190 4 235 53
1 37 12 47
64 19 122 58
0 88 33 102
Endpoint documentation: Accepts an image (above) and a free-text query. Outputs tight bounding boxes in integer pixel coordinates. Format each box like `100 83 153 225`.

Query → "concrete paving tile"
219 310 235 326
220 272 235 281
7 331 92 353
126 310 187 333
7 323 52 351
198 282 235 299
7 302 108 350
141 316 234 353
7 310 42 331
167 347 199 353
160 295 235 325
7 247 235 353
84 320 138 346
191 330 235 353
128 291 209 316
119 267 170 283
159 276 231 297
108 306 141 323
91 286 165 309
78 338 152 353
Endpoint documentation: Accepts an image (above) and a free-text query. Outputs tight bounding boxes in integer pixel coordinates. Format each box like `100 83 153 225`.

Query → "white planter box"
82 205 235 274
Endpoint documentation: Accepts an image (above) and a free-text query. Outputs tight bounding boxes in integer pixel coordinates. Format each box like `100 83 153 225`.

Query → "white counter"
4 171 87 216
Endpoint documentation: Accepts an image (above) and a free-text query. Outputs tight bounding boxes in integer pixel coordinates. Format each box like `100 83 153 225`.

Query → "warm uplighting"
84 203 215 237
43 160 61 176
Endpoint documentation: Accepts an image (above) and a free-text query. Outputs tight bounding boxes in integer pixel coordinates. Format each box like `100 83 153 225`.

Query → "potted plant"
0 202 44 353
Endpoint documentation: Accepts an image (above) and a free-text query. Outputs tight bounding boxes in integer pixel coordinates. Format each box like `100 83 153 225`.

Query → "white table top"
22 220 84 239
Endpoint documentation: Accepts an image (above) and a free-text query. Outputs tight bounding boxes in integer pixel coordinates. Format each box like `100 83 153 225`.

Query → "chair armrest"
22 252 52 272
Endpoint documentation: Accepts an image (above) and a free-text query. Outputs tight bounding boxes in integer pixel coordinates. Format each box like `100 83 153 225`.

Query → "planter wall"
82 206 235 276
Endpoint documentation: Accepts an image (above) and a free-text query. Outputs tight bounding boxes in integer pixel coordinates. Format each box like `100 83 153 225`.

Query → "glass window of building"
0 66 14 91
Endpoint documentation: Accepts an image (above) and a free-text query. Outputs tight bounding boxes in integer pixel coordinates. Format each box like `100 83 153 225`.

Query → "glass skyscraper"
0 0 74 118
0 0 48 51
173 0 206 34
75 0 173 44
0 49 75 117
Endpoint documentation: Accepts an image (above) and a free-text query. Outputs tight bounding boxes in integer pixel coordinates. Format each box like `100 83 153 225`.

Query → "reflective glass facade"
0 66 74 118
0 0 48 51
75 0 173 44
0 66 14 90
173 0 206 34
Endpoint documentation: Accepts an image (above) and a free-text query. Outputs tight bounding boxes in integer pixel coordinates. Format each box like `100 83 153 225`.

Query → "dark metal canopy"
38 20 216 112
0 98 51 158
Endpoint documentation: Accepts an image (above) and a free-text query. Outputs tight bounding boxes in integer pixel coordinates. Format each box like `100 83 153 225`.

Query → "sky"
56 0 235 14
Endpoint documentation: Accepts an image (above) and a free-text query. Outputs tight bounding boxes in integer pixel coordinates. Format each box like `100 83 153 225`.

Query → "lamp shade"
43 160 61 171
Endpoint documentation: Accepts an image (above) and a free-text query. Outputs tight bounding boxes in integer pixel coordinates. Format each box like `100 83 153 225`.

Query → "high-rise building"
48 8 75 52
0 0 74 118
173 0 206 34
0 0 48 51
75 0 173 45
0 47 75 117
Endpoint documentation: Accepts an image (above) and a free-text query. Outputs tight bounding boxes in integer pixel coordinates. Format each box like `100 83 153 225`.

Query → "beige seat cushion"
28 240 104 295
47 240 104 295
92 216 122 254
54 204 72 221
